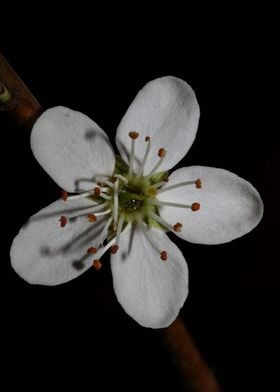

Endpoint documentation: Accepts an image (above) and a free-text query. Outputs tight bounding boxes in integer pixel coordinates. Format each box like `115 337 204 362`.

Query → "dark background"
2 6 278 392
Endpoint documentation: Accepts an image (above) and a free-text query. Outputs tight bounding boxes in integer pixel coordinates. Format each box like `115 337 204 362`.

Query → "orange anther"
59 216 67 228
191 202 200 212
173 223 183 232
61 190 68 201
87 247 97 254
160 251 168 261
158 148 166 158
129 131 139 139
111 245 119 254
94 187 101 196
195 179 202 189
87 214 97 222
93 259 102 271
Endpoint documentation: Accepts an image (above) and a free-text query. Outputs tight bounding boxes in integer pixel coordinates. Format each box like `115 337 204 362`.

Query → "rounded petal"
116 77 200 174
111 224 188 328
158 166 264 245
10 198 107 285
31 107 115 192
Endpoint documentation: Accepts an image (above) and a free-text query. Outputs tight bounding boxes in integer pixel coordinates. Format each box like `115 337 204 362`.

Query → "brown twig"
0 52 42 128
161 317 221 391
1 51 221 392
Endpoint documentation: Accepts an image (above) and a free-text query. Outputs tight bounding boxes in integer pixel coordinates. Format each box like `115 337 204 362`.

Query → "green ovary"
116 179 155 221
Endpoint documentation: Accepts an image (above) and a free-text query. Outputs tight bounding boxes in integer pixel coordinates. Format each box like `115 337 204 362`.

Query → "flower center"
59 132 202 269
118 183 145 212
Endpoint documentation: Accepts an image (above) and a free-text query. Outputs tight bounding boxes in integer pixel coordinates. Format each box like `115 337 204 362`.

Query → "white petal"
10 198 108 285
31 107 115 192
158 166 264 244
116 76 200 174
111 224 188 328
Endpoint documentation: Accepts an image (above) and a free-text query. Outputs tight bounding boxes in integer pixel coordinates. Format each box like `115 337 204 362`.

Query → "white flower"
10 76 263 328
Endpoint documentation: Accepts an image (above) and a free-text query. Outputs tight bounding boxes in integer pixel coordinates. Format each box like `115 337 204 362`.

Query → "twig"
0 52 42 127
161 317 220 391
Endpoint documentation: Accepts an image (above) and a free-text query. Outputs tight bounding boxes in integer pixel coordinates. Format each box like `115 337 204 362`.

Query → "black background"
2 6 279 392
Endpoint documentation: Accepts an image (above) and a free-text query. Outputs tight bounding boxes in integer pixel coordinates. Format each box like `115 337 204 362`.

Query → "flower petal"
158 166 264 244
116 76 200 174
110 224 188 328
31 107 115 192
10 198 107 285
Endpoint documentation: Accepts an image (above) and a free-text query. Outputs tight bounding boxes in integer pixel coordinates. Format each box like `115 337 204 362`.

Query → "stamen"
137 135 151 176
61 190 68 201
149 211 176 232
103 180 115 188
94 187 101 197
128 131 139 175
59 216 67 227
66 203 108 220
95 217 113 249
95 176 109 183
138 220 168 262
129 131 139 140
93 259 102 271
87 247 97 254
113 179 119 229
147 148 167 177
191 202 200 211
93 209 111 217
173 223 183 232
114 174 128 184
97 237 117 259
153 200 200 212
115 213 125 246
157 179 202 193
158 148 166 158
111 245 119 254
99 192 112 200
87 214 97 222
67 189 95 200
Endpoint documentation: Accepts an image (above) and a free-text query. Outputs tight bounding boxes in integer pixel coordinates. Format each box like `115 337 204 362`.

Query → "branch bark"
0 52 42 128
161 318 220 391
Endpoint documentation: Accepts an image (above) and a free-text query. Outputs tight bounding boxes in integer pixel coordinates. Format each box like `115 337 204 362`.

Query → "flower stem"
0 52 42 127
160 317 220 392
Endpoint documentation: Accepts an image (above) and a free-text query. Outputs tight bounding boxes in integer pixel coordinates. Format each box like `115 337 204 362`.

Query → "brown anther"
145 136 151 142
87 214 97 222
195 179 202 189
158 148 166 158
59 216 67 228
87 247 97 254
129 131 139 139
160 251 168 261
61 190 68 201
191 202 200 212
94 187 101 196
111 245 119 254
173 223 183 232
111 176 117 183
93 259 102 271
